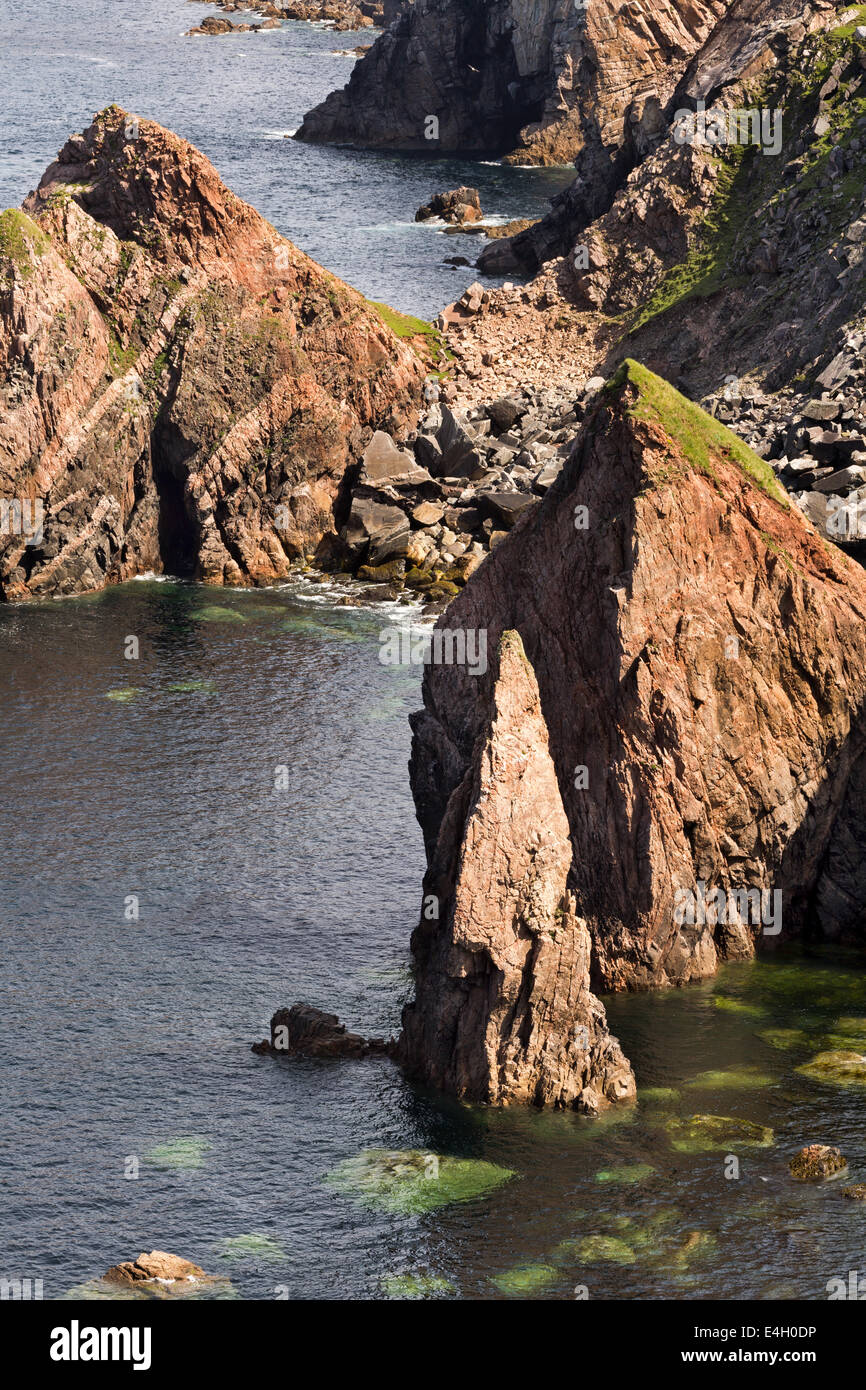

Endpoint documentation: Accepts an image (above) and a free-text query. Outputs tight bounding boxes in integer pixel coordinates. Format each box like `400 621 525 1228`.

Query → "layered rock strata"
0 108 422 600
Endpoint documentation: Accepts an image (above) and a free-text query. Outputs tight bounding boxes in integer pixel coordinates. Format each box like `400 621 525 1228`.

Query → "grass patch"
629 148 749 332
607 359 789 506
367 299 453 374
0 209 49 277
830 4 866 39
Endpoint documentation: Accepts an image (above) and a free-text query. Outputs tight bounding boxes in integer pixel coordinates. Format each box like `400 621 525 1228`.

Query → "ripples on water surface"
1 582 865 1299
0 0 575 318
1 0 866 1303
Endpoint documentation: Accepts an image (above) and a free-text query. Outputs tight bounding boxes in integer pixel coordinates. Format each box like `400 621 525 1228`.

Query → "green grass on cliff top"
606 359 789 506
0 208 49 276
367 299 453 374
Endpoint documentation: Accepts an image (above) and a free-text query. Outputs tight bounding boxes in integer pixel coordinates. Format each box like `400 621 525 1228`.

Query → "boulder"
789 1144 848 1182
411 501 445 526
415 187 482 225
253 1003 390 1057
477 491 538 528
342 496 410 564
361 430 424 484
104 1252 210 1287
487 397 524 432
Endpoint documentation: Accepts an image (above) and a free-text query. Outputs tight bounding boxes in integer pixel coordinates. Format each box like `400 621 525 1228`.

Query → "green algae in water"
565 1235 638 1267
639 1086 681 1104
194 606 246 622
556 1208 680 1268
796 1050 866 1088
713 996 768 1019
666 1114 774 1153
281 616 364 641
166 680 217 695
379 1273 456 1299
491 1263 558 1295
325 1148 514 1214
685 1067 775 1091
758 1027 811 1051
105 687 142 702
656 1230 718 1271
594 1163 656 1185
144 1136 212 1170
213 1234 287 1262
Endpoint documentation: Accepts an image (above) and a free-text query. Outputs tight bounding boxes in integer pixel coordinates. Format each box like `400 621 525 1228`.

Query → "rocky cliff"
400 627 636 1111
297 0 726 179
478 0 834 274
405 358 866 1091
0 108 423 601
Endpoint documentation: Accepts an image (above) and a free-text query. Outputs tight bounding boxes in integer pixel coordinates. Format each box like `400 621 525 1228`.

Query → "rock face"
400 629 636 1111
297 0 725 167
0 108 422 601
407 361 866 1015
477 0 829 274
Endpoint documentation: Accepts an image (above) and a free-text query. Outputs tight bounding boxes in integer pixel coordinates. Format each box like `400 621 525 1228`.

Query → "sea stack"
402 361 866 1102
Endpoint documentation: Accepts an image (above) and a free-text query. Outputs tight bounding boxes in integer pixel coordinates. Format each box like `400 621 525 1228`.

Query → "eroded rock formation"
0 107 423 600
252 1002 392 1056
477 0 833 274
407 361 866 1037
297 0 726 176
400 628 636 1111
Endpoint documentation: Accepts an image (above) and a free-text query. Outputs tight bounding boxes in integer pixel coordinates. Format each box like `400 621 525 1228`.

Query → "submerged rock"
213 1233 287 1262
666 1114 774 1154
796 1049 866 1088
324 1147 514 1214
842 1185 866 1200
399 629 636 1112
789 1144 848 1182
491 1263 558 1296
685 1067 775 1091
379 1272 456 1299
758 1027 812 1052
594 1163 655 1185
143 1136 211 1170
